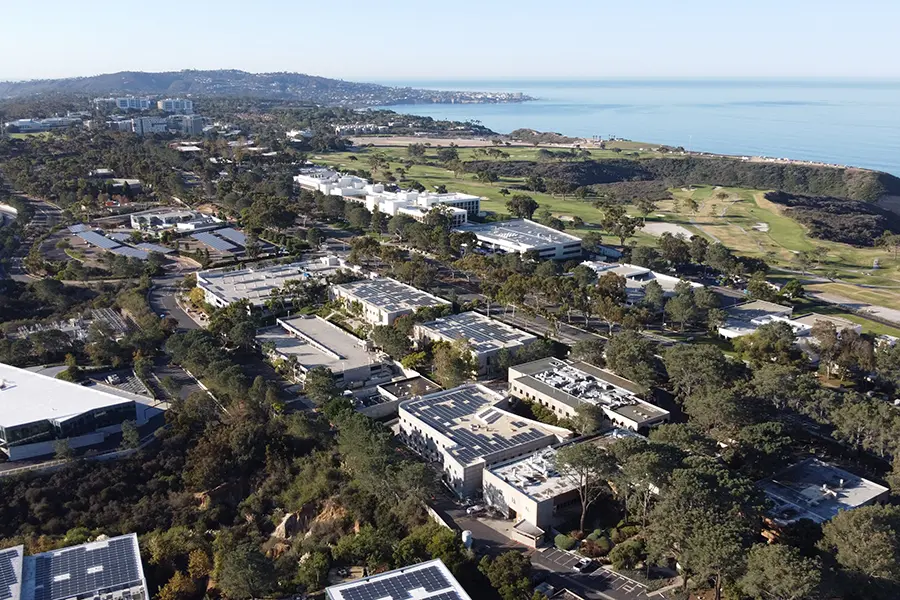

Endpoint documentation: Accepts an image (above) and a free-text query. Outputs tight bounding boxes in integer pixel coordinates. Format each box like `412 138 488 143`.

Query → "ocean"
375 79 900 176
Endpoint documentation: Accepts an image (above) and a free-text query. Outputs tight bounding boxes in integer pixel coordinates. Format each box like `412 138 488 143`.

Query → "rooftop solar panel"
31 536 144 600
77 231 121 250
68 224 88 234
192 232 237 252
327 560 470 600
0 547 22 600
215 227 247 246
106 232 132 242
136 243 173 254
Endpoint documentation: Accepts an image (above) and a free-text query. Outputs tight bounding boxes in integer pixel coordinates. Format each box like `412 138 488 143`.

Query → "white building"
258 315 391 388
4 117 81 133
330 277 451 326
508 357 670 431
2 533 150 600
454 219 583 260
157 98 194 114
326 559 471 600
581 261 703 305
483 429 641 547
399 384 571 498
198 256 349 309
0 363 139 460
130 208 220 232
413 311 537 374
717 300 795 339
131 117 169 136
94 97 153 110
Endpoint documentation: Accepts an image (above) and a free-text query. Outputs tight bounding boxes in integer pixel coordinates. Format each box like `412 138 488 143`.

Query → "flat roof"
488 429 642 502
0 363 135 429
416 312 536 356
791 312 858 330
401 384 567 466
333 277 450 314
510 358 668 425
21 534 146 600
0 546 23 600
725 300 793 321
454 219 582 250
326 559 471 600
258 316 381 374
759 458 889 525
199 257 346 305
378 376 442 400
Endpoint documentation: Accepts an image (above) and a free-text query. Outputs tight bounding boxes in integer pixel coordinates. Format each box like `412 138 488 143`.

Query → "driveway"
150 275 200 330
533 548 664 600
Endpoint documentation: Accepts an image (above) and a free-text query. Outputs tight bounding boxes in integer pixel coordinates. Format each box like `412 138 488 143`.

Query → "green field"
314 145 900 308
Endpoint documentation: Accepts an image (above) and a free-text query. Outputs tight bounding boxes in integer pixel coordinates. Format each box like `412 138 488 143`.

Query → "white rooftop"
333 277 450 314
0 363 135 429
258 316 381 374
199 257 346 305
455 219 581 250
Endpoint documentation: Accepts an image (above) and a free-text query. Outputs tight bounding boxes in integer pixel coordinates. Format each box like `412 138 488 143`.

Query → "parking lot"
535 548 663 600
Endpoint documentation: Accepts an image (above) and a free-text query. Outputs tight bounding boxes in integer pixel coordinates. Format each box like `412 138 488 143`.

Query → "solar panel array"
337 278 448 313
109 247 148 260
215 227 247 246
404 387 554 465
68 224 89 234
419 312 535 353
336 563 464 600
106 232 132 242
136 243 173 254
31 537 142 600
0 548 21 600
77 231 121 250
192 232 237 252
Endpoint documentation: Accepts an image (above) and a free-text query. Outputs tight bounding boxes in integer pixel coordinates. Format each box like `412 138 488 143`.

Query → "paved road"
150 273 201 330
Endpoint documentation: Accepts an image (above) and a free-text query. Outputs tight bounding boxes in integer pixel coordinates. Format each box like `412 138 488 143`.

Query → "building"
508 358 670 431
399 384 571 497
483 429 640 547
759 458 889 526
330 277 451 326
94 97 152 111
413 311 537 374
717 300 796 339
4 117 81 133
454 219 583 260
258 315 391 388
0 533 149 600
130 208 220 232
325 559 471 600
131 117 169 136
157 98 194 114
198 256 349 309
581 261 703 305
169 114 205 135
0 363 138 460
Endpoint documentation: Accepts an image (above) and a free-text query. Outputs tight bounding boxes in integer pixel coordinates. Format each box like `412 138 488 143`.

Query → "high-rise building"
157 98 194 114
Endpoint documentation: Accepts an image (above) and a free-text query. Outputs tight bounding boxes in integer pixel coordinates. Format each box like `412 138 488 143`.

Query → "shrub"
610 528 625 544
609 539 645 570
620 525 641 539
585 529 604 542
582 536 612 557
554 534 576 551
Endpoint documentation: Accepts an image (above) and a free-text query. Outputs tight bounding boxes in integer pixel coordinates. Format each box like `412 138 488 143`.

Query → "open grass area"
9 131 52 140
314 147 900 308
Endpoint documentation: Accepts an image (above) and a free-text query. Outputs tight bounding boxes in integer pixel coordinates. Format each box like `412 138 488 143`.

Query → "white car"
466 504 485 515
573 558 593 573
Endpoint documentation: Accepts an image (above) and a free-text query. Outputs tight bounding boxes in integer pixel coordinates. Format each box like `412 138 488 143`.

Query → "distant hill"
0 69 531 107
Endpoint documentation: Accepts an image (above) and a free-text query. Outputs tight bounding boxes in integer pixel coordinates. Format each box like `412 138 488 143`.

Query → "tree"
635 198 657 225
432 339 476 388
571 403 604 435
120 420 140 450
594 295 626 334
158 572 195 600
662 344 731 400
506 194 539 219
303 366 338 405
658 232 690 267
216 543 274 600
188 549 213 580
306 227 323 247
664 286 697 331
370 325 412 359
555 443 617 531
604 331 659 389
739 544 822 600
570 339 605 366
297 550 330 591
781 278 805 300
478 552 533 600
819 504 900 583
734 321 802 368
641 280 665 313
601 205 638 246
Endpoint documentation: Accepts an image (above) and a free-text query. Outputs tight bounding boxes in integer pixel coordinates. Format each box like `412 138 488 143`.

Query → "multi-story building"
197 256 350 309
0 363 139 460
258 315 392 389
398 384 571 497
581 261 704 305
169 114 205 135
330 277 451 326
131 117 169 136
93 97 152 111
130 208 220 232
508 357 670 432
157 98 194 114
483 429 642 547
0 533 149 600
454 219 583 260
4 117 81 133
413 311 537 374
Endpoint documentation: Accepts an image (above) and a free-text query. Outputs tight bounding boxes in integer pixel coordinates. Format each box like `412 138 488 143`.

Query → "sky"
2 0 899 82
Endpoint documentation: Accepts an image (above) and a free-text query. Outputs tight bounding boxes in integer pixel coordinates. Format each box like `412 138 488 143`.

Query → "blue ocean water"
375 79 900 176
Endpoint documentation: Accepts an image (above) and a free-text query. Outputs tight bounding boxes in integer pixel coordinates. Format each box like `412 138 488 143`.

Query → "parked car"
573 558 594 573
466 504 485 515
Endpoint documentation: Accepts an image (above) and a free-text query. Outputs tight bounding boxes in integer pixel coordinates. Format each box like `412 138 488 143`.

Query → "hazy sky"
3 0 898 81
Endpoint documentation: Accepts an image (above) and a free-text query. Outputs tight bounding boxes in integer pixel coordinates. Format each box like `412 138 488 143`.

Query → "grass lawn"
314 148 900 308
9 131 52 139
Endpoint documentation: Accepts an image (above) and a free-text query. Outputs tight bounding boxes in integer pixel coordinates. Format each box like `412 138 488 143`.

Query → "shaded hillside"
765 191 900 246
0 69 531 107
465 157 900 202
